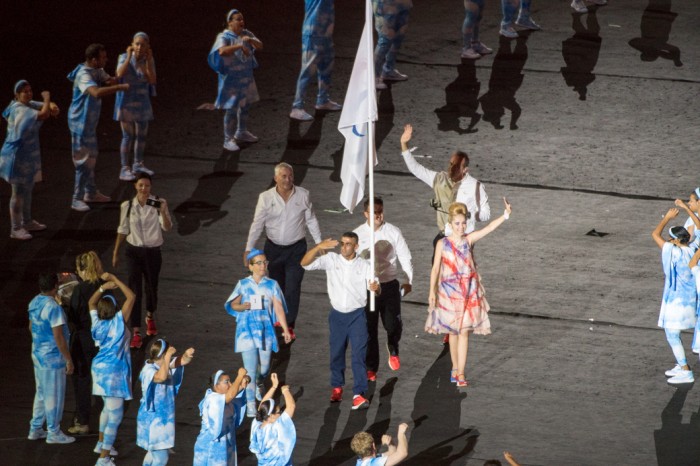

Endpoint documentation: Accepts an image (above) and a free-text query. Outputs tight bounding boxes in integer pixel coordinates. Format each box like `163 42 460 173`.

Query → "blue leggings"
293 36 335 108
374 5 411 76
144 449 169 465
224 106 250 140
665 328 687 366
120 121 149 167
9 181 34 229
501 0 531 26
99 396 124 450
462 0 486 47
241 348 272 403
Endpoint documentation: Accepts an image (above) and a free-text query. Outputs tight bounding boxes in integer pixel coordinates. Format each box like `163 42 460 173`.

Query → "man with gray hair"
244 163 322 337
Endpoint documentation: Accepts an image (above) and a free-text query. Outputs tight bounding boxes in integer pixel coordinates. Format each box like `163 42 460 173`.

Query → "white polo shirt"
303 252 374 313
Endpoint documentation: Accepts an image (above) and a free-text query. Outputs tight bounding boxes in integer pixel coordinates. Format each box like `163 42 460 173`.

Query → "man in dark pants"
301 233 379 409
354 197 413 381
244 162 322 337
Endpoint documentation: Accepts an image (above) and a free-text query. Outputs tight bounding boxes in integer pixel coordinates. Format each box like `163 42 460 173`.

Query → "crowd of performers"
8 1 643 465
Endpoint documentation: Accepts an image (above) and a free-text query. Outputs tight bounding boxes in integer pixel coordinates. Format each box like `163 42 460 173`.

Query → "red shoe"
352 394 370 410
456 375 469 387
443 334 449 344
289 327 296 341
388 355 400 371
130 332 143 349
367 371 377 382
145 316 158 336
330 387 343 402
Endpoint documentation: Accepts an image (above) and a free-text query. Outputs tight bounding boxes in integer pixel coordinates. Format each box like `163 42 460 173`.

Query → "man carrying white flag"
339 0 377 215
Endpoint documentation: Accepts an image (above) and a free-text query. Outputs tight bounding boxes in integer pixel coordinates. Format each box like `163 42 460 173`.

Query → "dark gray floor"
1 0 699 464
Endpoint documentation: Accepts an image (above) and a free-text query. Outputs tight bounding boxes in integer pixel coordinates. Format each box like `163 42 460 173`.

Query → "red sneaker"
289 327 297 341
145 316 158 336
130 332 143 349
330 387 343 402
352 394 370 410
442 334 449 344
367 371 377 382
388 355 400 371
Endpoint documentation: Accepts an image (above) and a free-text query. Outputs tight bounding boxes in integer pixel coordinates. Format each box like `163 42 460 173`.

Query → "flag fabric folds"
338 0 377 214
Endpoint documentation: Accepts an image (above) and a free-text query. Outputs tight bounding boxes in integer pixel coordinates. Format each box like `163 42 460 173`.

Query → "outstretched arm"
226 367 248 403
259 373 279 406
503 451 522 466
281 384 296 418
467 197 512 245
385 423 409 466
652 208 678 249
400 124 436 187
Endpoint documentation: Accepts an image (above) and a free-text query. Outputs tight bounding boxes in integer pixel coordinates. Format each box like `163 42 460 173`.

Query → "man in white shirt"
399 124 489 239
244 163 322 336
354 197 413 380
301 232 379 410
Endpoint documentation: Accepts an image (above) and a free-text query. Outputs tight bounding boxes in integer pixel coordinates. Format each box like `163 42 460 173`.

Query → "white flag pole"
366 0 376 312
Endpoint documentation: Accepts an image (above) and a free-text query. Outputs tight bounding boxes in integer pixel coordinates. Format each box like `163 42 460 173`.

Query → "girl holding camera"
113 172 172 349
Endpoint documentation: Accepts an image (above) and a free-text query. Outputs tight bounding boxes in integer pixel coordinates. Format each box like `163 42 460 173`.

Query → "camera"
146 198 162 209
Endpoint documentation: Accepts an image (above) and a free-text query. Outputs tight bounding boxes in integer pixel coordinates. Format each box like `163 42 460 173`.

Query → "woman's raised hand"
503 197 512 215
271 373 279 388
666 208 680 219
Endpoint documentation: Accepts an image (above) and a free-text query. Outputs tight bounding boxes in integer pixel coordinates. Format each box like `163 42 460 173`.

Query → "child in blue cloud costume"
193 367 250 466
208 9 263 152
249 373 297 466
225 249 292 417
137 339 195 465
88 272 135 465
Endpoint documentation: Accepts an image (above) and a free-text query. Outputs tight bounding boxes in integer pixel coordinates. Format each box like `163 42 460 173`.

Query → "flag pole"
366 0 376 312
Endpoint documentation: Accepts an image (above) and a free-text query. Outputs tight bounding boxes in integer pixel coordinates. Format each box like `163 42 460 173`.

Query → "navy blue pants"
264 238 307 327
365 279 403 372
329 307 368 396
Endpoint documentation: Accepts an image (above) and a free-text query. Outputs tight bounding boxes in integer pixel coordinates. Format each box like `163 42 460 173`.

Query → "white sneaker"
460 47 481 60
234 130 259 143
375 77 388 90
314 100 342 111
665 364 685 377
72 199 90 212
223 139 240 151
132 162 155 176
516 16 542 30
571 0 588 12
22 220 47 231
84 191 111 203
10 228 32 240
471 42 493 55
119 166 136 181
289 108 314 121
28 429 48 440
46 430 75 444
94 441 118 455
668 370 694 384
499 25 519 38
381 69 408 81
96 457 116 466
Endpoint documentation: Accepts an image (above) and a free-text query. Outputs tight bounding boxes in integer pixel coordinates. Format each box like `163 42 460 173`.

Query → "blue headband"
694 187 700 200
156 339 167 358
13 80 29 94
247 249 264 261
101 294 117 307
133 31 149 42
227 9 240 22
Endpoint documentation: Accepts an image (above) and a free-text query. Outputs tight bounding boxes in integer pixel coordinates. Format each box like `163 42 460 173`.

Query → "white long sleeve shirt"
354 221 413 285
453 174 490 234
303 252 374 313
246 185 322 250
